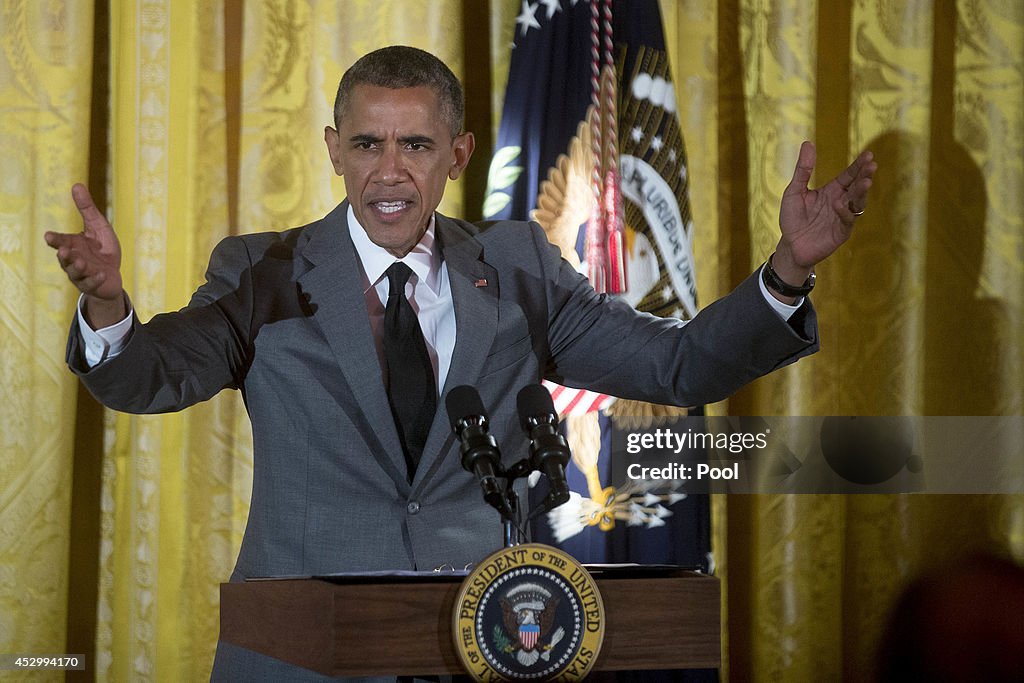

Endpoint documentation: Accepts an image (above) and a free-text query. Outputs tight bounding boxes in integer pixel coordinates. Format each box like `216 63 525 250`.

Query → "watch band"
763 255 815 297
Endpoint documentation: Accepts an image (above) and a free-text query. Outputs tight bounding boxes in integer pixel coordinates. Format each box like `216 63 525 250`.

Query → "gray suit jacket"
68 201 818 679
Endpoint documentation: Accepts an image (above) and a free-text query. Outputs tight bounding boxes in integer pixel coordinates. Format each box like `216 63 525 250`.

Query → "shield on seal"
519 623 540 651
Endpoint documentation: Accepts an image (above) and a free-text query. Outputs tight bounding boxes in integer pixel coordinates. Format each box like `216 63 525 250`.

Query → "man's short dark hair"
334 46 464 137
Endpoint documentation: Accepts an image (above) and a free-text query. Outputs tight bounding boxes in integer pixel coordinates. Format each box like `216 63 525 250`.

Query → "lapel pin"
474 278 488 288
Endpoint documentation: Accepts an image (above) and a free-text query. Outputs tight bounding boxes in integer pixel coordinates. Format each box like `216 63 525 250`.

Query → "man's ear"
324 126 344 176
448 132 475 181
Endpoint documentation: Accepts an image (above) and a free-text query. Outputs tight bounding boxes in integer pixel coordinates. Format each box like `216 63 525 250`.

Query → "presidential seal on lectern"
453 543 605 682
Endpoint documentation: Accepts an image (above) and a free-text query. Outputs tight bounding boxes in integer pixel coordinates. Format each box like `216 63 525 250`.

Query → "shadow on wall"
840 130 1008 415
923 136 1009 416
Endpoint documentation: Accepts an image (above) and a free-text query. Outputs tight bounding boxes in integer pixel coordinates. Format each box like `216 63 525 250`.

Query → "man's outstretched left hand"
771 141 877 299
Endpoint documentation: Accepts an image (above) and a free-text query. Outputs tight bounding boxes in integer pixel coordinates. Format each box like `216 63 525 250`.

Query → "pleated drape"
661 2 1024 681
0 0 96 675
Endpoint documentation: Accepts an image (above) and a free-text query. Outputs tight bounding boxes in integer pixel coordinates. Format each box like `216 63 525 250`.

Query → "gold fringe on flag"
567 411 607 503
605 399 691 431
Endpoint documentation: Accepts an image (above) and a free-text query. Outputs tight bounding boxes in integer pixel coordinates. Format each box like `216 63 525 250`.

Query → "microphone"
445 385 510 519
517 384 571 511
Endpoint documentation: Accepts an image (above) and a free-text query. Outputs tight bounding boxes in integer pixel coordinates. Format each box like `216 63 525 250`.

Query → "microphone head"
445 385 488 432
516 383 557 430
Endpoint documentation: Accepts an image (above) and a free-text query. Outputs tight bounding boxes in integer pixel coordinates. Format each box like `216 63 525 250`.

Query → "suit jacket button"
407 501 420 515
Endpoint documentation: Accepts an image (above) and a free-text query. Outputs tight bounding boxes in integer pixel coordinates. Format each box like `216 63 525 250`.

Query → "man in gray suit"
45 47 875 681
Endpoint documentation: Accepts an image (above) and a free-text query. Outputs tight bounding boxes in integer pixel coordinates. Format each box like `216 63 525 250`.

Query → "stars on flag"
540 0 562 19
516 0 542 37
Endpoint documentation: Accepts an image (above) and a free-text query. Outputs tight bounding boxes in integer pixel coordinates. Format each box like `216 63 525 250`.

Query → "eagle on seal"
500 582 562 666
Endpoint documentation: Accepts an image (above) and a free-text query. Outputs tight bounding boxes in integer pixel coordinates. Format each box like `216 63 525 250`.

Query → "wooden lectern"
220 569 720 677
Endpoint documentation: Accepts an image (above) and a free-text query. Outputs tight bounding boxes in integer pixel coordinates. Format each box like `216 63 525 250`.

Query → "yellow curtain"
0 0 95 676
662 1 1024 681
3 1 1022 681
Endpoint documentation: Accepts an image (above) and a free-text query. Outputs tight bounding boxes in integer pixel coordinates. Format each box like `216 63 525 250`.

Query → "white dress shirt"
345 206 456 394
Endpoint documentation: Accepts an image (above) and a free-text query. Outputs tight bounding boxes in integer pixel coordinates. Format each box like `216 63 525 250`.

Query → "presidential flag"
486 0 712 583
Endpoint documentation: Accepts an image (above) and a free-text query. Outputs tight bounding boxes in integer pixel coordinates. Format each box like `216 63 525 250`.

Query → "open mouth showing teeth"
373 201 408 215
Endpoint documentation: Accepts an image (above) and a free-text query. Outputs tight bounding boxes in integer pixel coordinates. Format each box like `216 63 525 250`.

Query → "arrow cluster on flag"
546 478 689 543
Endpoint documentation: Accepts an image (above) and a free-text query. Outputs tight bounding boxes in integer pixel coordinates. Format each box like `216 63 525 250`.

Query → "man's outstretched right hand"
44 184 127 328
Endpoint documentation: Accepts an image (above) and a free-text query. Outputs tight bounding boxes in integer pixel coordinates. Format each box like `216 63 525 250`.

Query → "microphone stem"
502 488 525 547
502 518 517 547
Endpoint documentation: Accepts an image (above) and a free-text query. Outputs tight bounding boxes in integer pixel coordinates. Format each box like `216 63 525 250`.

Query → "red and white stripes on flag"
543 380 614 417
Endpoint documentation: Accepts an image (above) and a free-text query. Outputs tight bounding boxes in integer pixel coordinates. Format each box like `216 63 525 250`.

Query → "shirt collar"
346 204 441 294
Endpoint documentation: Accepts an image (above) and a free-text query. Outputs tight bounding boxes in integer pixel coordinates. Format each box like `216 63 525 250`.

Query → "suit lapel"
413 214 499 491
296 202 410 491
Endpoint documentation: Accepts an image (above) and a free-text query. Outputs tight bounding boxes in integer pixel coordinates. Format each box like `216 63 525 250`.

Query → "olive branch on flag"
483 146 523 219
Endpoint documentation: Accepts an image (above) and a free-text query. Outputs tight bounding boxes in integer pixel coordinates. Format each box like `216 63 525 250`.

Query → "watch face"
764 260 814 296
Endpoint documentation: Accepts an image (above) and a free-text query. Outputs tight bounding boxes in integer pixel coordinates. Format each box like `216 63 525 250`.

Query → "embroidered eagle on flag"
486 0 712 571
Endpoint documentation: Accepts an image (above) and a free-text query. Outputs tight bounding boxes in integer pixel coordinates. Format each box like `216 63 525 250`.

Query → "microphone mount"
447 384 575 548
